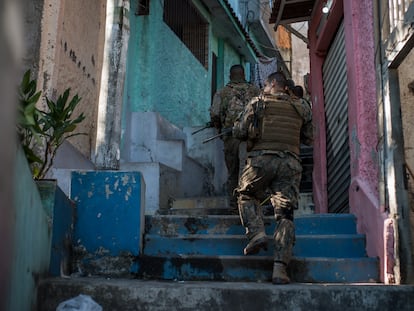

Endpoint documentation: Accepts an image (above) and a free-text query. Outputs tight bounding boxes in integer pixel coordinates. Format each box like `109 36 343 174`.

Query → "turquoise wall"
125 0 211 128
8 147 52 311
124 0 250 129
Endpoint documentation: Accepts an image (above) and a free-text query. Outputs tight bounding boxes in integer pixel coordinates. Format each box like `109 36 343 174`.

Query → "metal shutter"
322 21 350 213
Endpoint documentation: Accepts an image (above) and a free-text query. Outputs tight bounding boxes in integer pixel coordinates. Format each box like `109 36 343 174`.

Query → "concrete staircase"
136 212 379 283
37 200 414 310
120 112 227 215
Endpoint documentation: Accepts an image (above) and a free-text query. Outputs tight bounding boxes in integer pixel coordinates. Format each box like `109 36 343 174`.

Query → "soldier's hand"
271 194 291 210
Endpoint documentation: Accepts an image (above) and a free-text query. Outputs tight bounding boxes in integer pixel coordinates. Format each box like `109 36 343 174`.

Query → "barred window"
163 0 209 68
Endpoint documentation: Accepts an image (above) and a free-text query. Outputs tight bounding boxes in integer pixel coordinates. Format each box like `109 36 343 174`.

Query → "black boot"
272 261 290 284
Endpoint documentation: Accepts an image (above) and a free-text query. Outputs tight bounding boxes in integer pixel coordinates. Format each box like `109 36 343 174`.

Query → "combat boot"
272 261 290 284
244 231 268 255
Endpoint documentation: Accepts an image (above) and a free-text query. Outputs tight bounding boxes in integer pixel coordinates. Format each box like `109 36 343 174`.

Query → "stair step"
145 214 358 236
169 193 315 216
168 207 237 215
143 234 367 258
37 277 414 311
136 255 379 283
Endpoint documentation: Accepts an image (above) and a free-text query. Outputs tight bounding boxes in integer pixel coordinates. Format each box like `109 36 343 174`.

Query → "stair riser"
145 215 358 236
135 256 379 283
38 278 414 311
144 235 367 258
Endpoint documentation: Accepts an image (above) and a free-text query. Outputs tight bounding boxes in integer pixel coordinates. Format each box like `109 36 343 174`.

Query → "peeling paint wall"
71 171 145 276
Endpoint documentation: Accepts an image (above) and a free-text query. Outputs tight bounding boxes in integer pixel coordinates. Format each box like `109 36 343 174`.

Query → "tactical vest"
251 94 303 155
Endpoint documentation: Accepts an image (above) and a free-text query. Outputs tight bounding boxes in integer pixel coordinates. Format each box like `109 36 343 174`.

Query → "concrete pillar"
36 0 62 103
94 0 130 169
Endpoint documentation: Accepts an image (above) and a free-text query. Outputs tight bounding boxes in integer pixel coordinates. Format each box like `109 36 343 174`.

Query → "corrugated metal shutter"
322 21 350 213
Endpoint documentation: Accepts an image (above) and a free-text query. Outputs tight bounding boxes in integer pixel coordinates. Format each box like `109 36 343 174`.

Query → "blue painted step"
144 234 367 258
145 214 358 236
136 255 379 283
141 213 379 283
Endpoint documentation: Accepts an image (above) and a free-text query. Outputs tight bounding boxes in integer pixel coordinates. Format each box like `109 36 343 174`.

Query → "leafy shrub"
17 70 85 179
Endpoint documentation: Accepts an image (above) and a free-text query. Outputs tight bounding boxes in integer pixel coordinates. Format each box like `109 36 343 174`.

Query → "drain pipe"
94 0 130 169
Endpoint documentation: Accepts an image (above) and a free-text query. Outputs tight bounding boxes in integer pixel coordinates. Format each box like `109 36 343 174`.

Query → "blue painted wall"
123 0 250 129
37 180 75 277
71 171 145 274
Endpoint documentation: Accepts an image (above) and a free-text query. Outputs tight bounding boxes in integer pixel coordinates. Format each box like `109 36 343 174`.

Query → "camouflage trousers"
236 152 302 264
223 136 243 207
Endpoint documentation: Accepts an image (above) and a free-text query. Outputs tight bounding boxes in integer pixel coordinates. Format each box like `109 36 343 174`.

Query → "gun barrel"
191 122 213 135
192 126 208 135
202 128 232 144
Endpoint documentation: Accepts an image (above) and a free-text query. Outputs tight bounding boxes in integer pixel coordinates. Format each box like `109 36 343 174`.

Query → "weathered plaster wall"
71 171 145 275
343 0 382 271
125 0 210 129
398 47 414 268
1 1 20 307
399 52 414 185
125 0 244 129
222 42 245 82
53 0 106 159
21 0 43 75
9 147 52 311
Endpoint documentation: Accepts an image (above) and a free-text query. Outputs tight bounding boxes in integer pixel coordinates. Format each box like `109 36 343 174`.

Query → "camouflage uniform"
233 91 313 281
210 80 260 207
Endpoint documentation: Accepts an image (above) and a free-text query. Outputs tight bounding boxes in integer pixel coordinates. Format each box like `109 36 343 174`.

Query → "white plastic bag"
56 294 102 311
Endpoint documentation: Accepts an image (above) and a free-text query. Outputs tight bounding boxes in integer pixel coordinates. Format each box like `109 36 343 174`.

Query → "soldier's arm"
232 101 255 140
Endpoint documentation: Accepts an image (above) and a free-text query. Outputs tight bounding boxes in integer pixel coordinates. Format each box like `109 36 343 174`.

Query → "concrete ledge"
37 277 414 311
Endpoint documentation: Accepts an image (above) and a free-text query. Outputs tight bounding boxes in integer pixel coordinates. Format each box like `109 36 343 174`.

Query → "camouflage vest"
251 93 304 155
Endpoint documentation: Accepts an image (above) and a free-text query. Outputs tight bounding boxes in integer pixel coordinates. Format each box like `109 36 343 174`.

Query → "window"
163 0 209 68
136 0 150 15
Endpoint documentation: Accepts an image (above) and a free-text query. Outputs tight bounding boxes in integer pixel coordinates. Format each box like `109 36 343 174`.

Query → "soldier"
210 65 260 210
292 85 312 109
232 71 313 284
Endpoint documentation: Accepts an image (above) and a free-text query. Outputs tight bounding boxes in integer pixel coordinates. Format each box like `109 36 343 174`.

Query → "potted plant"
17 69 85 179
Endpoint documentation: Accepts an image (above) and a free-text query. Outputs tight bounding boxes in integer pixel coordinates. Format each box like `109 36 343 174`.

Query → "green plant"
17 70 43 166
17 70 85 179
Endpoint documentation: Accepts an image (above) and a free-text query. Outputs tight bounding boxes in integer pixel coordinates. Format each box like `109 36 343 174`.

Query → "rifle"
191 122 214 135
250 98 265 140
202 127 232 144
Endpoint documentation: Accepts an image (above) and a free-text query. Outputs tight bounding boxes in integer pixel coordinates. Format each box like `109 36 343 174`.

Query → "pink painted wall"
309 0 387 281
